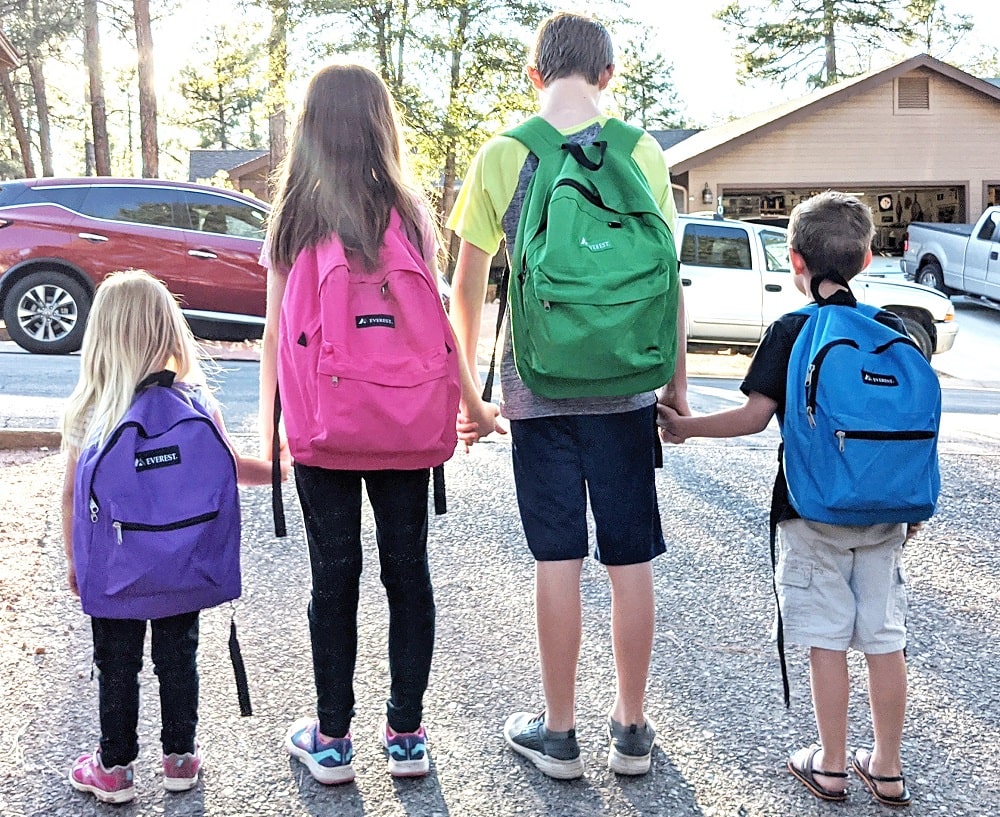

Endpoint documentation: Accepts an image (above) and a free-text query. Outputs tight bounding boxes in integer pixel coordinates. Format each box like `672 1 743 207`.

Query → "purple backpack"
72 371 241 620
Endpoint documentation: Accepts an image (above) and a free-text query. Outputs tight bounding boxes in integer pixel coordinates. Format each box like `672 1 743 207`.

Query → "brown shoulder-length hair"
267 63 425 271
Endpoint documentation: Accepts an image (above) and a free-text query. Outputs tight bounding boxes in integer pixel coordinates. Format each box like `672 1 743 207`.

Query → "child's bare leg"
535 559 583 732
801 647 849 786
861 649 907 797
606 561 654 725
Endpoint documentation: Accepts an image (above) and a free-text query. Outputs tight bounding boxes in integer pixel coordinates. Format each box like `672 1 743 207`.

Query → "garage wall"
686 68 1000 217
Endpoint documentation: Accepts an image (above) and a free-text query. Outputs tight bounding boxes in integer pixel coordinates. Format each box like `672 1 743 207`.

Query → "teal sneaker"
380 720 430 777
285 717 355 785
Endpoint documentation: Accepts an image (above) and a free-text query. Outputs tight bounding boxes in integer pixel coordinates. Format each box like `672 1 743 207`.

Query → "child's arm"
61 454 79 596
447 240 507 449
658 391 778 444
213 408 289 486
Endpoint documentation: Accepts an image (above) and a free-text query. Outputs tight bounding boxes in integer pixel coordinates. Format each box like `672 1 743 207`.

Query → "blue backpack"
780 288 941 526
72 371 241 620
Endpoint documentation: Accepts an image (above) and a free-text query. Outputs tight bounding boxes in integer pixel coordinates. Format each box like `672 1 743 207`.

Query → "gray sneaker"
607 716 656 775
503 711 584 779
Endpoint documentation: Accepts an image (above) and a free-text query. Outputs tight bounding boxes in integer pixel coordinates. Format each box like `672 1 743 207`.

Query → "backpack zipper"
834 429 935 452
112 511 220 545
805 339 858 423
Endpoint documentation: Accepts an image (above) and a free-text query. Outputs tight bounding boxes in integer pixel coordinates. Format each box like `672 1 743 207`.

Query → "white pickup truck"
678 214 958 360
902 206 1000 301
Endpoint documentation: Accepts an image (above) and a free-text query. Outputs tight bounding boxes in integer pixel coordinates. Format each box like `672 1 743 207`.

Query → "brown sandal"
852 749 912 806
787 745 849 802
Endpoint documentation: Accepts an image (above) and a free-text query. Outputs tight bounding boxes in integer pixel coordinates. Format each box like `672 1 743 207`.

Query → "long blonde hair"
266 63 427 272
61 270 207 451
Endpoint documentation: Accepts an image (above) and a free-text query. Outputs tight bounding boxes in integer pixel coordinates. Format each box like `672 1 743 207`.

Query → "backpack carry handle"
809 272 854 305
562 140 607 171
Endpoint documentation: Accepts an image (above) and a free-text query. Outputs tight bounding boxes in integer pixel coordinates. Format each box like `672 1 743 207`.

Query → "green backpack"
505 116 679 399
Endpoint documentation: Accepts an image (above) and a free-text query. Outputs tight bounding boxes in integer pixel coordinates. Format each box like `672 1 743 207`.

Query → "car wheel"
916 261 946 293
900 317 933 362
2 271 91 354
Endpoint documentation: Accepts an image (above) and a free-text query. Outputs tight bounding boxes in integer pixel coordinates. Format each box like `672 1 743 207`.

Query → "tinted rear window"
0 183 27 207
16 185 89 211
680 224 753 270
78 186 184 228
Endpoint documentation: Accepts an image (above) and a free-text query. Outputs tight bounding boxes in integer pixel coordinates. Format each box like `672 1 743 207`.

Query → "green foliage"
611 34 686 129
175 23 267 148
717 0 976 89
716 0 897 88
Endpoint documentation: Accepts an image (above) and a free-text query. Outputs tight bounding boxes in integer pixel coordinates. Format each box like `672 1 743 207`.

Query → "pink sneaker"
163 743 202 792
68 750 136 804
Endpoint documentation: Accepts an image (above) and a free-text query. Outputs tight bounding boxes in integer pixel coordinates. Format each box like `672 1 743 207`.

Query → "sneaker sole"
608 745 652 775
284 735 355 785
68 772 136 804
387 757 430 777
163 773 200 792
502 723 584 780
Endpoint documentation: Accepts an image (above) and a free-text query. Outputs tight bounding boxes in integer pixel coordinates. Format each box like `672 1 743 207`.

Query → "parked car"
677 213 958 360
859 253 907 280
902 206 1000 299
0 177 269 354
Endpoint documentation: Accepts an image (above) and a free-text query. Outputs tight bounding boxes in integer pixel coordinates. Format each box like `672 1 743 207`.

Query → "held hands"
457 398 507 452
656 383 690 445
656 403 687 445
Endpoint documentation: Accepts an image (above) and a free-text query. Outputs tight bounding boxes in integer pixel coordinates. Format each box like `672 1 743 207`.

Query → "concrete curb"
0 429 61 451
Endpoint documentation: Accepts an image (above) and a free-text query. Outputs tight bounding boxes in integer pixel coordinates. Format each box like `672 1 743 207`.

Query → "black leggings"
294 464 435 736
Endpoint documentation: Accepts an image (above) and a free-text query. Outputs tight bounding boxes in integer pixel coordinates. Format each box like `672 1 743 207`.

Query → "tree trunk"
266 0 289 192
438 7 468 223
84 0 111 175
25 54 53 176
823 0 837 84
0 69 35 177
133 0 159 177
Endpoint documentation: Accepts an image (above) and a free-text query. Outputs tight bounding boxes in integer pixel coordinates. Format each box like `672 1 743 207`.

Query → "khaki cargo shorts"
775 518 908 654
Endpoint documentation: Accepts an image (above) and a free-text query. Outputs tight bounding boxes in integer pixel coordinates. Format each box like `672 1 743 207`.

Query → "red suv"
0 177 269 354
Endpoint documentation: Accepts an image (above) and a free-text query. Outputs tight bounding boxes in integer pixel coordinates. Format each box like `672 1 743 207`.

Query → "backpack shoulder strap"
597 117 644 155
504 115 569 158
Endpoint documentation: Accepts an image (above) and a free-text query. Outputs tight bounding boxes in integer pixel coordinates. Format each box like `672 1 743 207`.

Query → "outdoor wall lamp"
701 183 714 205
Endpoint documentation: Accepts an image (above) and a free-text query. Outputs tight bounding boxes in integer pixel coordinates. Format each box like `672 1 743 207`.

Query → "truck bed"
908 221 974 237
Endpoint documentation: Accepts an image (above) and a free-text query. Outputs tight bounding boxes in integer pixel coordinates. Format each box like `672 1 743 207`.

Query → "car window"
11 185 88 211
78 186 184 228
976 212 1000 243
182 190 267 240
0 182 27 207
680 224 752 270
761 230 791 272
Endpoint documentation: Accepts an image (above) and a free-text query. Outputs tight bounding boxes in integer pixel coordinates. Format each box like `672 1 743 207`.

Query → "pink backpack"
277 208 461 472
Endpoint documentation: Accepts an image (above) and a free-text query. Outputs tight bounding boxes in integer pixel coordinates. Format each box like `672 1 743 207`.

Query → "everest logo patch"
579 236 612 253
862 370 899 387
135 446 181 472
356 314 395 329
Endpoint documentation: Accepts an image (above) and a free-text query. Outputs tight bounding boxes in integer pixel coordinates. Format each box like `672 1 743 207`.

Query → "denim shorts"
775 518 908 653
509 406 666 566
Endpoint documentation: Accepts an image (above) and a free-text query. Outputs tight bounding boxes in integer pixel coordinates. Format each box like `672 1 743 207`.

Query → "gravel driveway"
1 431 997 816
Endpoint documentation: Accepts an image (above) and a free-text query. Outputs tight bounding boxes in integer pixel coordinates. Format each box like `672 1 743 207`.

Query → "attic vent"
897 76 930 109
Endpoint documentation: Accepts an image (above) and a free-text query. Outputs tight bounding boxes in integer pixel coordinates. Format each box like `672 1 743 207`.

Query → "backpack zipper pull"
89 497 99 523
804 363 815 389
543 300 551 311
836 430 846 452
806 406 816 429
113 520 123 545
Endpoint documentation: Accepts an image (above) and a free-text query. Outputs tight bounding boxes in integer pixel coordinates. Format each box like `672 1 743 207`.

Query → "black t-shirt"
739 288 908 521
